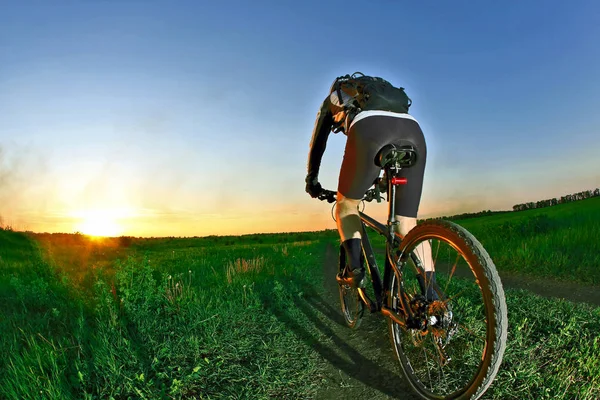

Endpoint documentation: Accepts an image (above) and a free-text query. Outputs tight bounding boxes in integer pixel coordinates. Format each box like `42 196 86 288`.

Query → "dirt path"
487 270 600 307
374 247 600 308
303 244 600 400
308 244 420 400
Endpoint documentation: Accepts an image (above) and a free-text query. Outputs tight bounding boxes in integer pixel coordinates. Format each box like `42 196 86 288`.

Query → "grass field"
1 229 339 399
454 196 600 285
0 198 599 399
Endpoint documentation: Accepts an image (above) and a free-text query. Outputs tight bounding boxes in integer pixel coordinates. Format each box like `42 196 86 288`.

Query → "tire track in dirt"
370 247 600 308
489 271 600 307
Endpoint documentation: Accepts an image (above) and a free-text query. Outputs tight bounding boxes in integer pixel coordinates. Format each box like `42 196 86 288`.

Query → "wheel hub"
406 297 455 336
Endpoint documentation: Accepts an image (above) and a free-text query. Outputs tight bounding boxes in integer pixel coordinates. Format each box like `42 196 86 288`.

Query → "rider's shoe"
336 267 366 288
348 267 366 288
338 238 366 288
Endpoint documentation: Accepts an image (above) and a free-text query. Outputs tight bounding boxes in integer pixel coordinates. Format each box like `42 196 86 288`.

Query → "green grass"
452 197 600 284
0 230 339 399
488 290 600 399
0 197 599 399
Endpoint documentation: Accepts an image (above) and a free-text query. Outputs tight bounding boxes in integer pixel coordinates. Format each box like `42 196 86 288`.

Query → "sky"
1 0 599 237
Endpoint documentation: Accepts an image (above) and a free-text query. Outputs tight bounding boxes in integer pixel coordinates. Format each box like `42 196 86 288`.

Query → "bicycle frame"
352 165 422 329
316 144 424 328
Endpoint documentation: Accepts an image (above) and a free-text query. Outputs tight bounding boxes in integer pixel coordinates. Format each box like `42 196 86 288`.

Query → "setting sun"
71 209 130 237
78 217 121 237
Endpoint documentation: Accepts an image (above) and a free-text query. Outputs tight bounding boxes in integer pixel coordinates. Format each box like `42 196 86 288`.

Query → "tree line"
421 209 509 223
512 188 600 211
419 187 599 223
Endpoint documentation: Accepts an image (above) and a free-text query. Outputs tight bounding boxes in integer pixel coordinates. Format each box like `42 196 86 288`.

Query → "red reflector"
391 177 408 185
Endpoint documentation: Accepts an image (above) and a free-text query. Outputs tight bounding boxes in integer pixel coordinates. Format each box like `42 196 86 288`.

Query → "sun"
78 216 121 237
73 209 127 237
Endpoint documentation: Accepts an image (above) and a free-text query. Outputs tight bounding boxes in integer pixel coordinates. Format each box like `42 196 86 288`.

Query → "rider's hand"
305 175 323 198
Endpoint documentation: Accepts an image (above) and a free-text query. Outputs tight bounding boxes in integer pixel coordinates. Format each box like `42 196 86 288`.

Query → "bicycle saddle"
374 143 418 168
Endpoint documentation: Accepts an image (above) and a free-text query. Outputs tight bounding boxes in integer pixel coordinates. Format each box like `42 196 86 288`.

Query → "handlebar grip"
318 189 337 203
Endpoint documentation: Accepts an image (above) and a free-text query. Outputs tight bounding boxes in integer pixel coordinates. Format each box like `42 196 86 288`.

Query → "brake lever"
318 190 336 203
363 188 385 203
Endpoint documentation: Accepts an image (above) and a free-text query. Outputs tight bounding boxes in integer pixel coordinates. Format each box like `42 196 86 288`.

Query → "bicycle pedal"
335 272 364 289
335 272 352 286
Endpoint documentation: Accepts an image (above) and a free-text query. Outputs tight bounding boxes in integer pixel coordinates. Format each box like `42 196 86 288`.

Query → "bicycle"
317 143 508 400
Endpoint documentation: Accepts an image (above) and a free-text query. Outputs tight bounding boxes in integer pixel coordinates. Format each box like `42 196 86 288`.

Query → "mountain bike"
317 143 508 400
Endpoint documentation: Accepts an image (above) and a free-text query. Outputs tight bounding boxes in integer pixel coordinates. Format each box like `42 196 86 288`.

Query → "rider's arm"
306 96 333 181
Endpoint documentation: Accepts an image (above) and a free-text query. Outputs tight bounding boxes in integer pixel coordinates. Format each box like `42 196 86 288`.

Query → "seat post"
374 143 417 242
386 165 401 240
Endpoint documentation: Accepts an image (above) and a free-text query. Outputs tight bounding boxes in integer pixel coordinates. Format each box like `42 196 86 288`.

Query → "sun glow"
72 209 131 237
78 217 121 237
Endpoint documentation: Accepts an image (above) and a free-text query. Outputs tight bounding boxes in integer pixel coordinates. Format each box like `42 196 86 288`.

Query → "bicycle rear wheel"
337 243 365 329
388 220 507 400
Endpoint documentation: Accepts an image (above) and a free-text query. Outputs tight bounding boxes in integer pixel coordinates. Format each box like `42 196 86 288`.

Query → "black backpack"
329 72 412 132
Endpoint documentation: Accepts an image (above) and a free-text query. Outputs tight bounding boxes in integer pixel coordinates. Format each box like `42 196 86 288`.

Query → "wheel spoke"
444 253 461 294
424 345 433 390
433 239 441 265
455 322 486 342
438 287 470 305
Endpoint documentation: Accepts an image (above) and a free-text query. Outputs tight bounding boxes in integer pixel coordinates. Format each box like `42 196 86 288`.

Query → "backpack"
329 72 412 133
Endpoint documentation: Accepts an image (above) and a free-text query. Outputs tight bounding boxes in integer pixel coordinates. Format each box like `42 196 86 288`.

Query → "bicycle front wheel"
337 243 364 329
388 220 508 400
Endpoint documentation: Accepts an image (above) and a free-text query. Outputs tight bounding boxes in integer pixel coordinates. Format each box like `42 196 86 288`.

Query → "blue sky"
1 0 599 236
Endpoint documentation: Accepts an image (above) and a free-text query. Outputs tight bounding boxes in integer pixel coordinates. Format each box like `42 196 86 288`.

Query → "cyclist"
305 73 436 299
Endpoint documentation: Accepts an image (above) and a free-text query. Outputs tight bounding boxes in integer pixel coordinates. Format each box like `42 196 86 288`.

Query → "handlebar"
317 188 384 203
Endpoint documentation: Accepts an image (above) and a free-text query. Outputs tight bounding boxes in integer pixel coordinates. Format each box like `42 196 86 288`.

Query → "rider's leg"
394 215 438 301
393 216 433 272
336 194 362 241
336 193 365 284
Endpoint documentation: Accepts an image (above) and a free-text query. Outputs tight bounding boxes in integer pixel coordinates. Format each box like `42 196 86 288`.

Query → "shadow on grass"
258 244 417 399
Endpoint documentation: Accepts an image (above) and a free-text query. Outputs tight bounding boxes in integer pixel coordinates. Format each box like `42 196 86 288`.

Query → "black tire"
387 220 508 400
338 243 365 329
